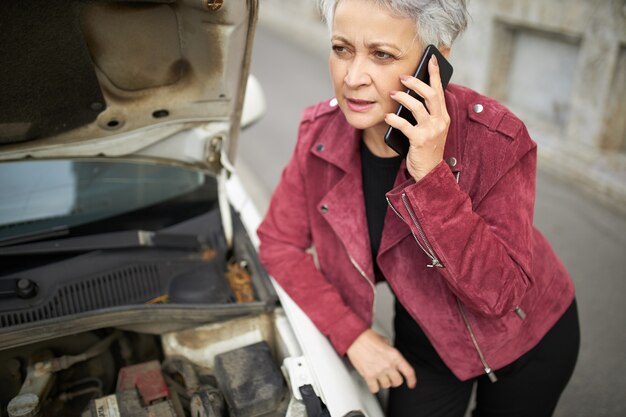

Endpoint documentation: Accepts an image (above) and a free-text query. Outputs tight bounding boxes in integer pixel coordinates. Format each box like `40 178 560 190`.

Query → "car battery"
83 361 177 417
117 361 169 404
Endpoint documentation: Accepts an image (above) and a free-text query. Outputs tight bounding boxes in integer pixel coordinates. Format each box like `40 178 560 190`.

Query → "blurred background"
237 1 626 416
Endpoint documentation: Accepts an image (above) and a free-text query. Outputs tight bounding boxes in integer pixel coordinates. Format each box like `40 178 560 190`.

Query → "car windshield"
0 159 217 243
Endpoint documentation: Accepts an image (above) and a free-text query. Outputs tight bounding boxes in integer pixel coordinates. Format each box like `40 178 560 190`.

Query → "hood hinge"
208 136 235 251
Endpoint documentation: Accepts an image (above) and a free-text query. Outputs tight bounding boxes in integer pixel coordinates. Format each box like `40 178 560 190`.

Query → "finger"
377 375 392 390
397 359 417 389
388 370 404 387
366 378 380 394
384 112 416 143
428 54 443 92
399 75 439 116
428 54 447 116
390 90 430 124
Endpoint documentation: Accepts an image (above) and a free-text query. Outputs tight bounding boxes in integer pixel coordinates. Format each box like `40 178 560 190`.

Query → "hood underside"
0 0 257 173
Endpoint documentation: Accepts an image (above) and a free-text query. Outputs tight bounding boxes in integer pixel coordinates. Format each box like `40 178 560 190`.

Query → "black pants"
387 299 580 417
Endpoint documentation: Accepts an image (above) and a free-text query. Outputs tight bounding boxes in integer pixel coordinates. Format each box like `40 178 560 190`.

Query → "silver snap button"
320 205 329 213
446 157 457 167
473 104 484 113
316 144 325 152
329 98 338 107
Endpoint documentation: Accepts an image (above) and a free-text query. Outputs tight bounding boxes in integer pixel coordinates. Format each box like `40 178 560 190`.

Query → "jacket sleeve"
386 124 537 318
256 119 369 356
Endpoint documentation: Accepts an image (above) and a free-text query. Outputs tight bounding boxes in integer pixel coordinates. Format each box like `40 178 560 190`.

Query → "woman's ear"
440 47 451 59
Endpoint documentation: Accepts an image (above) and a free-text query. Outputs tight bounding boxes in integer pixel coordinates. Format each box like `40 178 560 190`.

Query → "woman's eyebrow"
331 35 405 55
331 35 351 44
364 41 401 51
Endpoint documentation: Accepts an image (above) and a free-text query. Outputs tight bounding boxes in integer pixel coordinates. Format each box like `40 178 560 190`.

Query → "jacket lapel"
312 112 374 282
379 163 412 257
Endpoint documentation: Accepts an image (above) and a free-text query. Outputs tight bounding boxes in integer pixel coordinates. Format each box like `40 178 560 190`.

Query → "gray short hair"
318 0 469 48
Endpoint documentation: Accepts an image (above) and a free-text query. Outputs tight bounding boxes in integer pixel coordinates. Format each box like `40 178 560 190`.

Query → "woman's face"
329 0 423 138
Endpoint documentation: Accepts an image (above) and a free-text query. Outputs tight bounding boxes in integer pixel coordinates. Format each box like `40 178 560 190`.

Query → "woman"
257 0 580 416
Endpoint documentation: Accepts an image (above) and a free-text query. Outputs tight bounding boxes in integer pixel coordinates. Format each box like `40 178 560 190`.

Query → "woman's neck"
363 125 400 158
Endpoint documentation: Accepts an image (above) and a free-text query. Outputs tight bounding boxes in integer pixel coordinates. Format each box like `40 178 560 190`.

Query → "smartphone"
384 44 453 158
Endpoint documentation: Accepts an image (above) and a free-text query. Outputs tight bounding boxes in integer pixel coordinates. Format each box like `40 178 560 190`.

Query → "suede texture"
257 84 575 381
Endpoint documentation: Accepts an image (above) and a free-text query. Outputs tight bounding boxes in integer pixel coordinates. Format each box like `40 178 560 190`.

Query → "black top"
360 141 402 281
361 142 438 359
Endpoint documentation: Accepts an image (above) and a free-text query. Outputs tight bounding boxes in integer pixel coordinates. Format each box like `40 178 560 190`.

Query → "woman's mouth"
345 98 375 112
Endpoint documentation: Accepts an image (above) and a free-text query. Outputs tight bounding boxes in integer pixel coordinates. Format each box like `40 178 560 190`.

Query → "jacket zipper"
456 298 498 382
386 194 443 268
339 240 376 320
400 193 442 267
386 196 430 256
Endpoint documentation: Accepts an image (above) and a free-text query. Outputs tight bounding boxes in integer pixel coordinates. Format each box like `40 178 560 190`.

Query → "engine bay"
1 312 304 417
0 167 320 417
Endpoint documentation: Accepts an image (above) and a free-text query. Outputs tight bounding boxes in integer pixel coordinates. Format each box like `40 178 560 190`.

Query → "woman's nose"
344 58 371 88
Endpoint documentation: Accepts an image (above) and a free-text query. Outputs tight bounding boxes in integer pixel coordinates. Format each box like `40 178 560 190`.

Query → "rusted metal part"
206 0 223 11
226 261 255 303
200 246 217 261
146 294 170 304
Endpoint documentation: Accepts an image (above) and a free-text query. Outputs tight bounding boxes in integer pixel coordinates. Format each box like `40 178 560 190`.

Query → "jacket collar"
309 108 361 172
311 89 463 175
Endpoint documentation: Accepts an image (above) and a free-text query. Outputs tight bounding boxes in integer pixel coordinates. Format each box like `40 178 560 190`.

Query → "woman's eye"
373 50 394 60
332 45 349 56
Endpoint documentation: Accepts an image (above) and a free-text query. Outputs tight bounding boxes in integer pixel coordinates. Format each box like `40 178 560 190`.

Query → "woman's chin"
341 111 385 132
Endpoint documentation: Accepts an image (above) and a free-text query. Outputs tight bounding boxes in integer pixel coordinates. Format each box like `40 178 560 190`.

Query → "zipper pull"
515 306 526 320
427 258 443 268
485 367 498 383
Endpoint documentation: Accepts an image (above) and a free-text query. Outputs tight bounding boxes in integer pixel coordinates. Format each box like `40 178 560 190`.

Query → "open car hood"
0 0 258 175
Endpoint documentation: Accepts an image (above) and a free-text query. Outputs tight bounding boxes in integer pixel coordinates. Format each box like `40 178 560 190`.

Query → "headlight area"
1 310 316 417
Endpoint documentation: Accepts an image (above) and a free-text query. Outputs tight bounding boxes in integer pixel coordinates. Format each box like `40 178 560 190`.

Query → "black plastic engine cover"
214 342 286 417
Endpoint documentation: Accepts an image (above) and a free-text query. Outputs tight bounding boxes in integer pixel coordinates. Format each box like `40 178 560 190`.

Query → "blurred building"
258 0 626 214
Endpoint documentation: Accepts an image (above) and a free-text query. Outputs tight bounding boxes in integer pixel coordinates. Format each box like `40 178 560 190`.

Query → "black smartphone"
384 44 453 158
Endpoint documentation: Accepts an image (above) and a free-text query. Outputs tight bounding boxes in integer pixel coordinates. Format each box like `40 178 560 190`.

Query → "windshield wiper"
0 230 206 256
0 225 69 247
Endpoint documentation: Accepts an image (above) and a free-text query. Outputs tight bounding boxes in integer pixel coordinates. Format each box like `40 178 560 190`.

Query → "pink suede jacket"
257 84 575 381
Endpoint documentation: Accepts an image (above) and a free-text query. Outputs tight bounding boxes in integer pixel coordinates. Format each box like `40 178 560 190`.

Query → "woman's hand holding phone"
385 54 451 182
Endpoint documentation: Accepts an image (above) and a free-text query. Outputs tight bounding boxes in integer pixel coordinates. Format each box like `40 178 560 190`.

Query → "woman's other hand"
385 54 451 182
346 329 417 393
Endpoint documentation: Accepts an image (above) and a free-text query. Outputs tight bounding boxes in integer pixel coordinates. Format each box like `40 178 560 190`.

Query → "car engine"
1 313 298 417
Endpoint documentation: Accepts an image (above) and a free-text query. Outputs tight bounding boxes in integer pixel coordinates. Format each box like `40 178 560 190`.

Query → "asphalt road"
237 26 626 417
